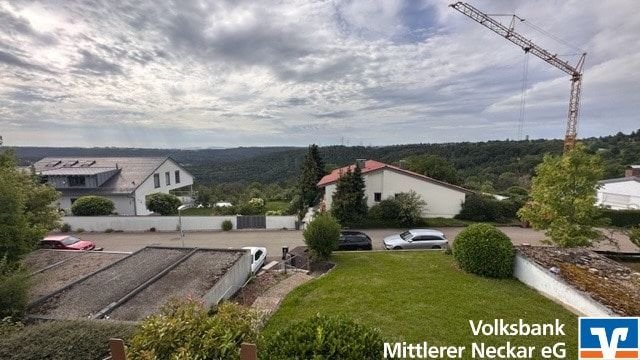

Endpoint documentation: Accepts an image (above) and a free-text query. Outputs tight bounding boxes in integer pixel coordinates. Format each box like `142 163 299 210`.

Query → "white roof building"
34 157 194 215
597 165 640 210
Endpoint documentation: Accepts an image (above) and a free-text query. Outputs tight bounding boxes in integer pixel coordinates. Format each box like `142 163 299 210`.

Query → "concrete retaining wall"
202 250 251 307
63 215 297 232
513 253 615 317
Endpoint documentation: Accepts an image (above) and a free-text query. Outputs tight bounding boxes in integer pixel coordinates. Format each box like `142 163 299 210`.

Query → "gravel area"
31 248 189 319
518 246 640 316
108 250 243 321
232 271 291 306
29 252 128 301
24 250 81 273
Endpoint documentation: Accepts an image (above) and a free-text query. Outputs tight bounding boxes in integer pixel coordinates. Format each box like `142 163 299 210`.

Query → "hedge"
601 209 640 228
0 320 135 360
260 314 384 359
456 193 524 223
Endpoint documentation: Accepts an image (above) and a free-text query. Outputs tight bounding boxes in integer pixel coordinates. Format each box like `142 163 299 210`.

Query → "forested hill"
11 130 640 186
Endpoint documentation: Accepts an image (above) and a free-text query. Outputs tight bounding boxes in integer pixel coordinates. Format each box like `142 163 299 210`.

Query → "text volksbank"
384 319 567 359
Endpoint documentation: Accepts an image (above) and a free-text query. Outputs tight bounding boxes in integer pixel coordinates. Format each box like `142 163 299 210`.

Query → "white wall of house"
322 169 466 218
134 159 194 215
58 195 135 215
597 180 640 210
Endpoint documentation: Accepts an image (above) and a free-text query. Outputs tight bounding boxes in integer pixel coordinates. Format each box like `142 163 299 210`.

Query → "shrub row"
260 314 384 359
456 194 524 223
0 320 135 360
601 209 640 228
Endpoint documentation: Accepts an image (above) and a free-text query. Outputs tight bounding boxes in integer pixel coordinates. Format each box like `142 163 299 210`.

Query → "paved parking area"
78 226 639 257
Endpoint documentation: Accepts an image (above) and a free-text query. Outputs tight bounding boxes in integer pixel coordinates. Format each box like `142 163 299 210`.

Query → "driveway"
81 226 639 256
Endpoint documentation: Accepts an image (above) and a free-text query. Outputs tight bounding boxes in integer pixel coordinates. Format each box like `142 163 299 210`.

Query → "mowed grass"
181 207 215 216
266 200 289 212
265 252 578 359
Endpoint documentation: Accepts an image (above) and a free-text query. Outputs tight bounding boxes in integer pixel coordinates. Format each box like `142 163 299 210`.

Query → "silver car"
383 229 448 250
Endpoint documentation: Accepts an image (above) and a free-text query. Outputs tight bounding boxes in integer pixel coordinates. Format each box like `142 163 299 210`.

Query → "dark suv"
337 230 373 251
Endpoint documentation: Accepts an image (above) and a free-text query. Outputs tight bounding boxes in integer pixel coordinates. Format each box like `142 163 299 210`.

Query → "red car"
40 235 99 251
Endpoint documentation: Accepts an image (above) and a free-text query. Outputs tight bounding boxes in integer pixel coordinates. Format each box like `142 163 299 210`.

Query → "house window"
153 174 160 188
374 192 382 202
175 170 181 184
68 176 86 187
165 172 171 186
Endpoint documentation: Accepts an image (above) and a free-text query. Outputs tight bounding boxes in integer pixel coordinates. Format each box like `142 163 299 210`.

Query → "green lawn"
181 207 215 216
266 252 578 359
266 200 289 213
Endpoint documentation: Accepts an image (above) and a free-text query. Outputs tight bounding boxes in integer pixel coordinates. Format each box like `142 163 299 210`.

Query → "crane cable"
517 52 530 141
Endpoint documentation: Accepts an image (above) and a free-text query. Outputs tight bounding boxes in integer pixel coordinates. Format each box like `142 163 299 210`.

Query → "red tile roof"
317 159 471 193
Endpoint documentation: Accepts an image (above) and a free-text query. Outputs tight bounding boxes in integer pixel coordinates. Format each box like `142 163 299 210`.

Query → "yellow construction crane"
450 2 586 152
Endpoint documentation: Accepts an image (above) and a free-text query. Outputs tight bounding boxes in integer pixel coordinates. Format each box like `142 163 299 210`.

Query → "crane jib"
449 2 586 152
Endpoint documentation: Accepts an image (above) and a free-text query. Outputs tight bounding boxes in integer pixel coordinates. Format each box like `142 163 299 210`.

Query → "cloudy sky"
0 0 638 148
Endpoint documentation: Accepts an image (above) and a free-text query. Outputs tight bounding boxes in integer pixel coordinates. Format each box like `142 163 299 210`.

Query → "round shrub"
303 213 340 260
71 196 115 216
221 220 233 231
260 314 383 359
453 223 514 278
145 193 181 215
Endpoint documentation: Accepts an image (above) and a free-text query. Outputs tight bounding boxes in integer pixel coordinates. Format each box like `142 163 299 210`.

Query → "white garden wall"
63 216 297 232
513 253 615 317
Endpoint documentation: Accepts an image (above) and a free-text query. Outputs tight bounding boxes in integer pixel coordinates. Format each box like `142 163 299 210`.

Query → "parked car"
40 235 99 251
338 230 373 250
383 229 448 250
243 246 267 274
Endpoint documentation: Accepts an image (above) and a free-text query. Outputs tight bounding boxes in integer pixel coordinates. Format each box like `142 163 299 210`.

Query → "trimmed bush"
303 213 341 260
222 219 233 231
453 223 514 278
70 196 114 216
0 320 135 360
145 193 181 215
260 314 383 359
601 209 640 228
128 299 260 360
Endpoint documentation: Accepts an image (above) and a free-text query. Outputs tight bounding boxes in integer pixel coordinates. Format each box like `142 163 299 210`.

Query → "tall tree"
404 154 460 185
0 150 60 262
331 167 367 224
299 144 326 207
517 144 604 247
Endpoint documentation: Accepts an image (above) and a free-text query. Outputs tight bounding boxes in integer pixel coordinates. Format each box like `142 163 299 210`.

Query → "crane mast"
450 2 586 152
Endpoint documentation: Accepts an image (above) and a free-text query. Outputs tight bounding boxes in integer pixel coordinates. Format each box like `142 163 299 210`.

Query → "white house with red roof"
317 159 471 218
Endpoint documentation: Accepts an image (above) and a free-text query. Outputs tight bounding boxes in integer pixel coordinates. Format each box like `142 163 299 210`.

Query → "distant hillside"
10 130 640 187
